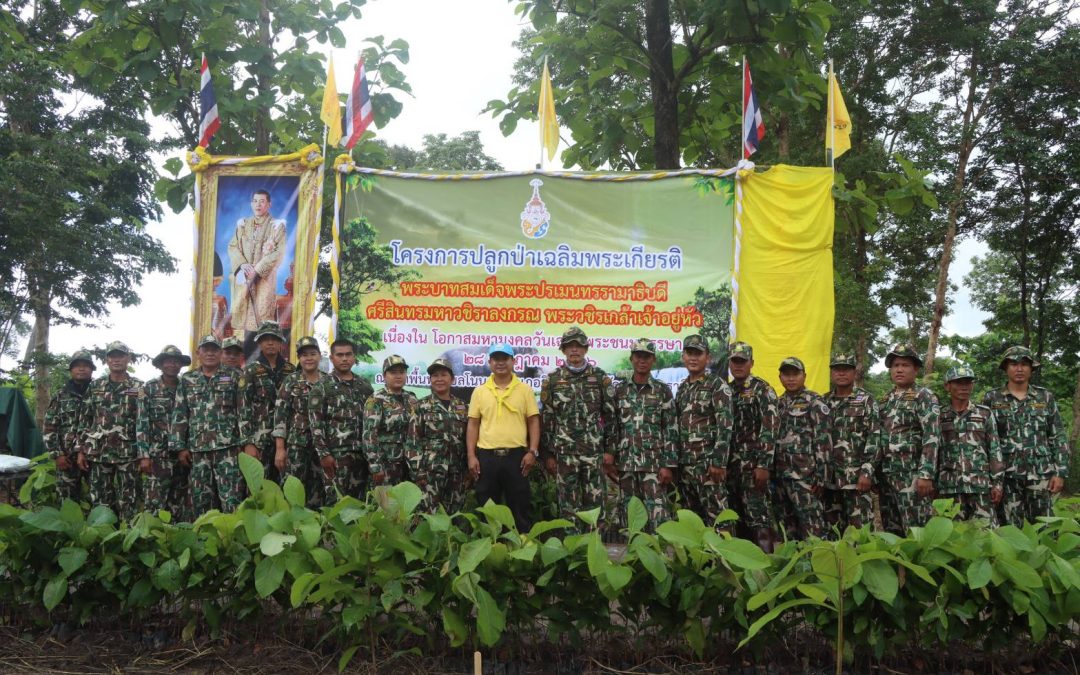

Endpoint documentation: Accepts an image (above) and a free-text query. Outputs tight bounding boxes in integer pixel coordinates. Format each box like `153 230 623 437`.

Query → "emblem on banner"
520 178 551 239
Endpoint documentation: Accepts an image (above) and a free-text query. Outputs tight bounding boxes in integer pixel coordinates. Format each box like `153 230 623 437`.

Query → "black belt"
478 447 524 457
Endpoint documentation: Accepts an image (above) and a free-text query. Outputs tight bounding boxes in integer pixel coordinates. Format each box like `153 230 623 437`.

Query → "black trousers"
474 447 533 533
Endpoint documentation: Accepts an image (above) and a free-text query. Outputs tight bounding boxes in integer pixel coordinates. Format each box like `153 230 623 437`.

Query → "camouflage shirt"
879 386 940 482
539 364 616 459
78 374 144 462
136 378 178 460
308 373 374 462
43 379 89 459
824 387 881 487
408 394 468 477
730 375 779 470
169 366 243 454
982 385 1070 479
939 403 1004 494
673 373 734 468
611 376 677 472
363 388 419 471
776 388 831 485
272 370 329 448
238 356 296 451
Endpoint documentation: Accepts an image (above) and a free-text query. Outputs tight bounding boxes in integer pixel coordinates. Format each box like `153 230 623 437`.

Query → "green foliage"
3 467 1079 667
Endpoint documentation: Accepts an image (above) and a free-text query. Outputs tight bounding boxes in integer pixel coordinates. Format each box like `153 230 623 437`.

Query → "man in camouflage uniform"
363 355 419 487
940 364 1004 522
76 341 143 520
726 341 779 549
878 344 939 534
239 321 295 480
43 351 95 503
824 353 880 530
308 338 374 503
408 358 469 512
272 336 329 508
222 337 245 369
982 346 1069 526
775 357 830 539
170 335 246 515
137 345 191 519
673 335 733 529
611 338 677 532
539 326 618 528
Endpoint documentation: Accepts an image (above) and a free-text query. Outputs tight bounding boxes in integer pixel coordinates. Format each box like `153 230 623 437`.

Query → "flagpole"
741 56 746 161
828 60 835 170
538 57 546 170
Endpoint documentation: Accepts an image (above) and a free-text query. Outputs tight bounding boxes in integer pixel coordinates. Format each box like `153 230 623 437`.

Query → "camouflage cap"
682 334 709 353
254 320 285 342
197 334 222 349
728 341 753 361
295 336 320 352
630 338 656 355
152 345 191 369
559 326 589 347
830 353 857 368
427 357 454 375
779 356 805 372
884 343 923 368
105 340 132 356
382 354 408 373
68 350 96 371
945 364 976 383
221 336 243 352
999 345 1040 370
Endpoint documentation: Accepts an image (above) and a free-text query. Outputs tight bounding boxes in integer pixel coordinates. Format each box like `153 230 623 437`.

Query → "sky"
11 0 989 380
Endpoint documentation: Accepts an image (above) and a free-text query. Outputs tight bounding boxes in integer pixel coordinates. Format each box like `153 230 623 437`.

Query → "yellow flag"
826 71 851 159
321 55 342 146
537 57 559 162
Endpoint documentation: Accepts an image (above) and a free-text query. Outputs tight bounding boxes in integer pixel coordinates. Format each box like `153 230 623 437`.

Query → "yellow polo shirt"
468 376 539 449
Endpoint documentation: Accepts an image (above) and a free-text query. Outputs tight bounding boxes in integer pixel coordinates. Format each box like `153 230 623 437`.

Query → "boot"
753 527 775 553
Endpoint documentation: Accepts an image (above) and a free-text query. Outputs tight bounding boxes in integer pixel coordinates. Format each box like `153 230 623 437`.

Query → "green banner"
339 171 734 391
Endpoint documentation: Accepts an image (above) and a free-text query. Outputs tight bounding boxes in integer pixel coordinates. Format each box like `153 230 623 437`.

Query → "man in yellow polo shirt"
467 343 540 532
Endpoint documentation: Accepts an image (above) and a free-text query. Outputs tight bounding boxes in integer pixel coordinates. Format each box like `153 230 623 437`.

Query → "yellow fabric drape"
736 165 834 394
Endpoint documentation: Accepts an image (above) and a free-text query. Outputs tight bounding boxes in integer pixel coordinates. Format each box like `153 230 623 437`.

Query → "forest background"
0 0 1076 488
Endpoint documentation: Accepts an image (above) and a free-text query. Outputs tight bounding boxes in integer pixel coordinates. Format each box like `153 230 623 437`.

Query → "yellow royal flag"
826 72 851 159
321 55 342 146
537 57 559 162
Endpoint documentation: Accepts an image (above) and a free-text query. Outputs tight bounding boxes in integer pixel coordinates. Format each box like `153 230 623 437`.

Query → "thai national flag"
197 53 221 149
742 59 765 159
342 58 375 150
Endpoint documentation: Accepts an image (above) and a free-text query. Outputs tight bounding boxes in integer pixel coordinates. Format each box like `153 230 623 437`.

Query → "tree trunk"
854 225 869 386
644 0 679 169
1071 366 1080 453
28 285 51 429
1017 164 1031 346
254 0 272 155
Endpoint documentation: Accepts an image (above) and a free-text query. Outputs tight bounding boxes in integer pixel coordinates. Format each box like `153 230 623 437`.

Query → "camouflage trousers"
727 463 773 531
415 465 469 514
55 456 84 503
280 443 324 509
1002 476 1055 527
823 487 875 532
88 460 141 522
553 453 607 529
322 452 369 506
145 459 192 522
190 448 245 515
939 491 996 523
259 442 280 484
676 464 728 529
879 475 932 535
776 477 825 539
617 471 671 533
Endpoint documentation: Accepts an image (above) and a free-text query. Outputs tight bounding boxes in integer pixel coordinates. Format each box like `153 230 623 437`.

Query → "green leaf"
920 517 954 549
967 558 993 590
255 555 286 597
442 607 469 647
996 525 1035 552
283 476 305 507
260 532 297 557
996 557 1043 589
739 598 824 648
474 587 506 646
634 544 669 582
684 617 705 657
153 559 182 592
388 481 423 517
290 572 317 607
707 537 772 570
626 496 646 534
87 506 117 527
43 575 67 611
58 547 88 575
576 507 601 527
457 539 492 574
605 564 632 592
527 518 574 539
656 510 705 548
20 507 67 532
860 559 898 603
1028 608 1047 642
338 645 359 673
587 533 609 578
238 452 264 496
